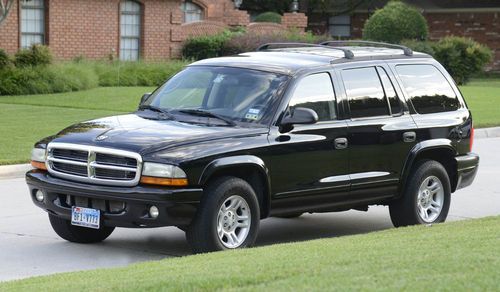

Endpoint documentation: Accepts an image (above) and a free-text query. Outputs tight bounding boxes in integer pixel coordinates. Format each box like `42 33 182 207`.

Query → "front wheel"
186 176 260 253
49 214 115 243
389 160 451 227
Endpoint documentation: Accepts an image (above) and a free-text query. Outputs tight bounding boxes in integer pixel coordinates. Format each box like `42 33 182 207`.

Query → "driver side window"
289 73 337 121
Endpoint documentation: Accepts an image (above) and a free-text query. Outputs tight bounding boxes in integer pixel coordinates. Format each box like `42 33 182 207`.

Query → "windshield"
144 66 289 125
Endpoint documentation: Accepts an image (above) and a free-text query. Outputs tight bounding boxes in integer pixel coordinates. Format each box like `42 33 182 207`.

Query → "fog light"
35 190 44 202
149 206 159 218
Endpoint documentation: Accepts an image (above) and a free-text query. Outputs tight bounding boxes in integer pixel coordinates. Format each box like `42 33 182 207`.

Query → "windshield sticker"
213 75 225 83
245 108 260 120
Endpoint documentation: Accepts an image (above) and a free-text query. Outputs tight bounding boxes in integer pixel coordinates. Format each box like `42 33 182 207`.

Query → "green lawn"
0 87 154 165
0 79 499 165
460 78 500 128
1 216 499 291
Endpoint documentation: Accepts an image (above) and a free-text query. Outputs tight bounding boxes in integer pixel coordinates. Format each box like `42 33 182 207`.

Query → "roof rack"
320 40 413 56
257 42 354 59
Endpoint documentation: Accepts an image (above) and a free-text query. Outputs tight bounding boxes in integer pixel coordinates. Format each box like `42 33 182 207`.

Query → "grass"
1 216 499 291
0 87 153 165
460 78 500 128
0 78 499 165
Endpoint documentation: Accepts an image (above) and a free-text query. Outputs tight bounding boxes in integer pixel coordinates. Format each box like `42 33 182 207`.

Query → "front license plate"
71 206 100 229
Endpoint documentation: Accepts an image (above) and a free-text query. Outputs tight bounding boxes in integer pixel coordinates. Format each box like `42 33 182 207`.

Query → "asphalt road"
1 138 499 282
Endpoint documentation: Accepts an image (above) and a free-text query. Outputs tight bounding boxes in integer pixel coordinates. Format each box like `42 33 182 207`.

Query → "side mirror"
280 107 318 129
139 93 151 105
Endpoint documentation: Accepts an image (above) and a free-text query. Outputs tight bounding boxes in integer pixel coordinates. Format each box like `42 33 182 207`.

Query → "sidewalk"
0 126 498 179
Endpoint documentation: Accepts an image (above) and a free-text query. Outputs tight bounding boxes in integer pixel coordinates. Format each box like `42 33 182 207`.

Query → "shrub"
400 39 435 56
14 45 53 67
182 32 232 60
0 49 11 70
433 36 492 85
93 60 188 87
222 31 331 55
254 12 282 24
362 1 428 43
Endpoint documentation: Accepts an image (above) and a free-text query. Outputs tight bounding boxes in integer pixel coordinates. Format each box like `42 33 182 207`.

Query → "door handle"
403 131 416 143
334 137 348 149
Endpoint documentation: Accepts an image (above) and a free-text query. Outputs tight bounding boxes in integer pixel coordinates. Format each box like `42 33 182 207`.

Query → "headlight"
140 162 188 186
31 148 47 170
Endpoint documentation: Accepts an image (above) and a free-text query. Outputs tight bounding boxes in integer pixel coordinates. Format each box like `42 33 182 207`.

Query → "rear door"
335 63 418 200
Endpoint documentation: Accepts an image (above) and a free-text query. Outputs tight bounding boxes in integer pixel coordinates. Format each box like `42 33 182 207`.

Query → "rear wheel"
49 214 114 243
186 176 260 253
389 160 451 227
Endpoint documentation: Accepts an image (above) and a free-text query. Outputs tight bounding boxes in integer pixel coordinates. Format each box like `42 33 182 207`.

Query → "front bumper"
26 170 203 228
455 153 479 191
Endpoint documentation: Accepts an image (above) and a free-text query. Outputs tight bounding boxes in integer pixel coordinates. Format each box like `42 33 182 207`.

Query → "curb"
0 164 31 180
475 126 500 139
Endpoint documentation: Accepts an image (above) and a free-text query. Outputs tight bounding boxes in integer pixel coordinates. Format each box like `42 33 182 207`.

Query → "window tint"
342 67 389 118
289 73 336 121
376 67 402 115
396 64 460 114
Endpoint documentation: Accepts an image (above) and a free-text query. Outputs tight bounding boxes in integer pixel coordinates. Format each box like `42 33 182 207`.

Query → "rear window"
396 64 460 114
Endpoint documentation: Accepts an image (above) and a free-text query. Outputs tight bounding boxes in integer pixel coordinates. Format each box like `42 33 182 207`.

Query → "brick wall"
282 13 308 30
0 0 18 54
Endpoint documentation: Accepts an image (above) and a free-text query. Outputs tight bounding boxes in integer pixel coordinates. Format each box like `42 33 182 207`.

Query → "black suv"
26 41 479 253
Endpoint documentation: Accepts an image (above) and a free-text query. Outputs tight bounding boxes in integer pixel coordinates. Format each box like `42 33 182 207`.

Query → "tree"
0 0 15 26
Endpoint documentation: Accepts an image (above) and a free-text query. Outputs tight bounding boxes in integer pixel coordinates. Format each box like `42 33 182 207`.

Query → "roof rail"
257 42 354 59
320 40 413 56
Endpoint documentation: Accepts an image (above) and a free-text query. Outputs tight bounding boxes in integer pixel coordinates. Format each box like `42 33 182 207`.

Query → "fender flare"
198 155 271 217
399 139 456 195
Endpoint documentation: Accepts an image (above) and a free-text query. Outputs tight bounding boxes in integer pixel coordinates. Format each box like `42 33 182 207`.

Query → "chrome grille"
46 142 142 186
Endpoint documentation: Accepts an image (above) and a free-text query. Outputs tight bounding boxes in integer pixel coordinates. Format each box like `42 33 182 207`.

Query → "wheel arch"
198 155 271 218
400 139 458 196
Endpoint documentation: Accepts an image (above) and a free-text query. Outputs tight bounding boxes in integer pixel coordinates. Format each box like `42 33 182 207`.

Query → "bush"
433 36 492 85
93 60 188 87
14 45 53 67
222 31 331 55
0 49 11 70
401 39 435 56
182 32 232 60
0 63 98 95
254 12 282 24
362 1 428 43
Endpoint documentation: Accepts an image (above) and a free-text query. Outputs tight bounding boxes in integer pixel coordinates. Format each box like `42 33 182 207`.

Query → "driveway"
1 137 499 282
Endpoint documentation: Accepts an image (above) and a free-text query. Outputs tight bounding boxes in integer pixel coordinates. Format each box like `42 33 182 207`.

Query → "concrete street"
1 137 499 282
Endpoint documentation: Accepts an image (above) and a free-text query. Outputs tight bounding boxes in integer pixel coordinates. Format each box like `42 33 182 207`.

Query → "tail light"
470 124 474 152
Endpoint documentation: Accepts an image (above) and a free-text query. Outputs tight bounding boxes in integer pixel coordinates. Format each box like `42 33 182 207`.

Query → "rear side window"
289 73 336 121
342 67 389 118
396 64 460 114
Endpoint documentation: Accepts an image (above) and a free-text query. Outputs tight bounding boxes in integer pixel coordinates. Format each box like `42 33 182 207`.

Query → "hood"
49 113 268 155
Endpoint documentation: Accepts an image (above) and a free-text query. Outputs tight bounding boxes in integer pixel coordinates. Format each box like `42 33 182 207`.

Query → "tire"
275 212 303 219
186 176 260 253
48 213 115 243
389 160 451 227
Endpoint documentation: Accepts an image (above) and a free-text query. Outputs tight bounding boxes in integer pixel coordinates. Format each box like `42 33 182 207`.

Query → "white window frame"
120 0 141 61
181 1 204 23
329 15 351 38
20 0 46 49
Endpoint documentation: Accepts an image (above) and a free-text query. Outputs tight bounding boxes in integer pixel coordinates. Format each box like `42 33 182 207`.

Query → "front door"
267 72 350 213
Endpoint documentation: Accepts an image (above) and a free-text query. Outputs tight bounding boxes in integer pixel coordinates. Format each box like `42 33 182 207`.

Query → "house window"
181 1 203 23
329 15 351 38
120 0 141 61
20 0 45 49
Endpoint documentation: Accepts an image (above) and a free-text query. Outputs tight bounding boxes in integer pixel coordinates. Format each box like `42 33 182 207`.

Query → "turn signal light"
31 160 47 171
140 176 188 187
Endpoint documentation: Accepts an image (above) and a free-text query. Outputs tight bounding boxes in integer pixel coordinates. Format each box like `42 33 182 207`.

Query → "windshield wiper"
138 105 174 120
177 109 236 126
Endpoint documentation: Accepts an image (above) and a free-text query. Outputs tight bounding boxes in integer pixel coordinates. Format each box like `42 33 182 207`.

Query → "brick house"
305 0 500 71
0 0 254 60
